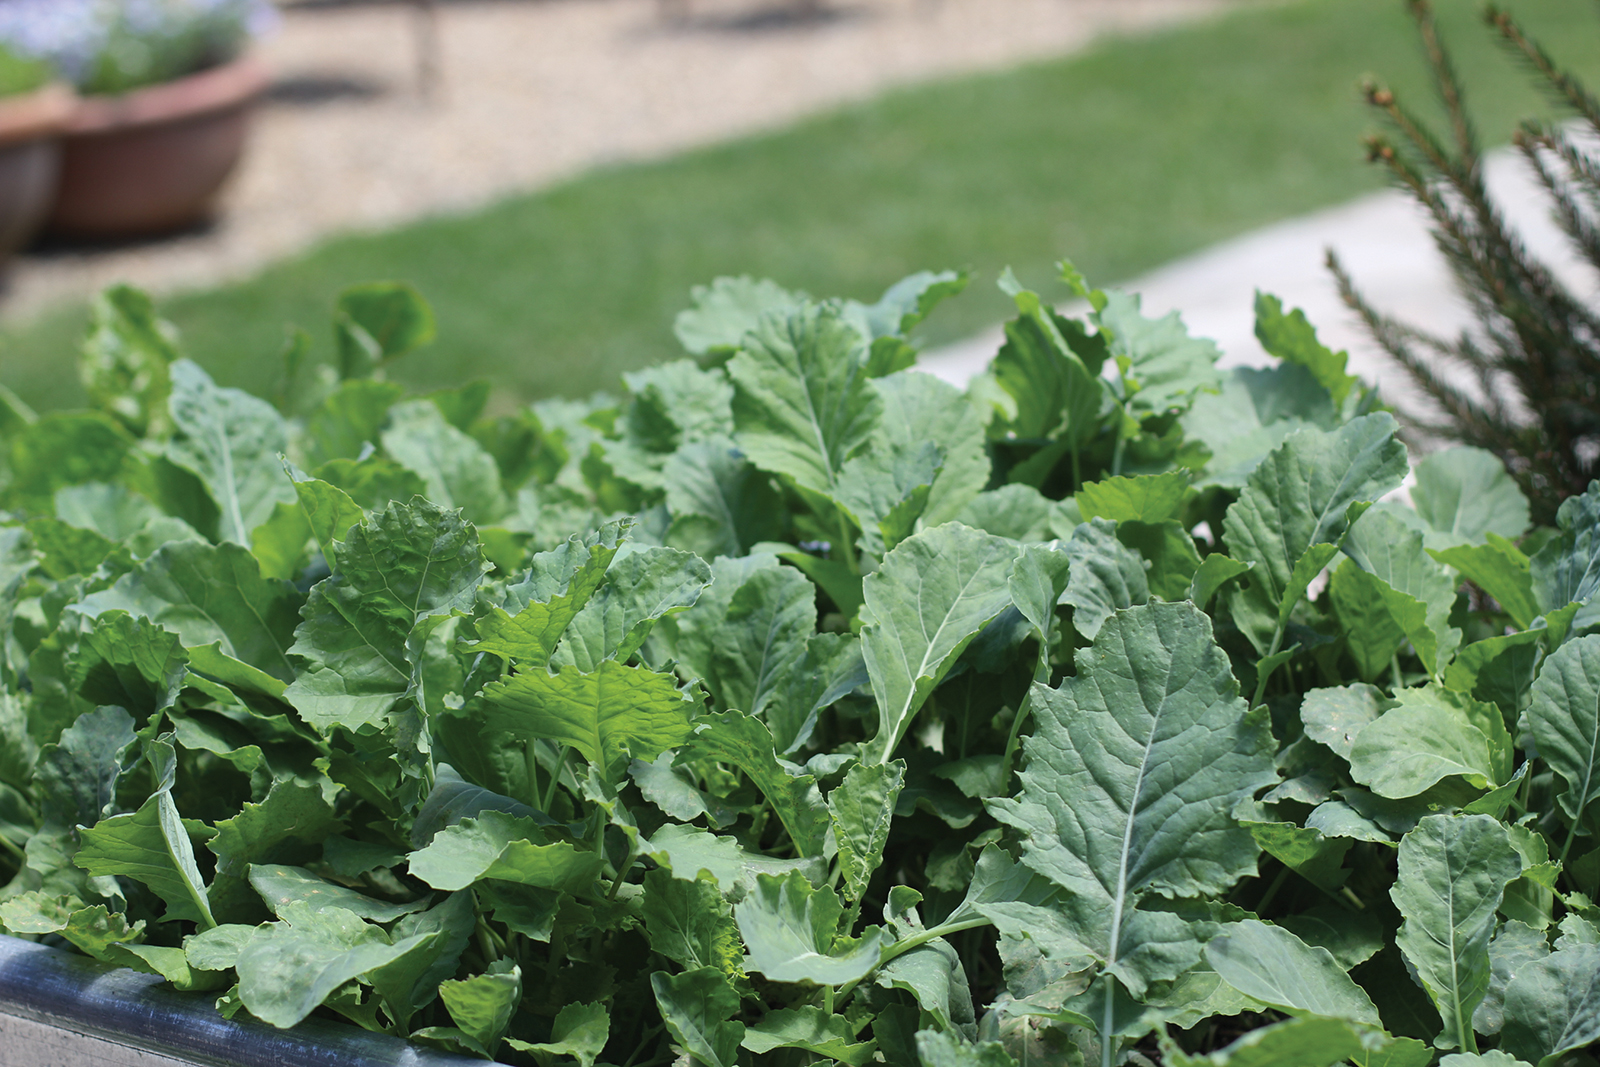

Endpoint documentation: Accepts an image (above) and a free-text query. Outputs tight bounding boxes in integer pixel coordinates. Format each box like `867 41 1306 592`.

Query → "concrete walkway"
0 0 1232 324
920 145 1595 417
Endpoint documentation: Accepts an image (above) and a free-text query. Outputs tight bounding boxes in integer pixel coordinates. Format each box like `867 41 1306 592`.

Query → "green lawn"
7 0 1600 411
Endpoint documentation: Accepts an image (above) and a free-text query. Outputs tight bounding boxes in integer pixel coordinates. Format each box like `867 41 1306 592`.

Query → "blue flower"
0 0 275 92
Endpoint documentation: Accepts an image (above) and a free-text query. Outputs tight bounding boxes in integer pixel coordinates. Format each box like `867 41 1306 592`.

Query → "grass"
7 0 1600 411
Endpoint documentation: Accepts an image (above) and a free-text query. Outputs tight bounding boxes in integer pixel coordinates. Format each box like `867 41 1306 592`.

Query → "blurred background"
0 0 1597 414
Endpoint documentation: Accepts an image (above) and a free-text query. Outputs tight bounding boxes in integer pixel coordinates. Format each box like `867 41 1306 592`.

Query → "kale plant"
0 272 1595 1067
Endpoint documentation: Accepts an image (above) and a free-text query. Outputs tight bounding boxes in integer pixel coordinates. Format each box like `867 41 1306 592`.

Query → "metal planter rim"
0 933 500 1067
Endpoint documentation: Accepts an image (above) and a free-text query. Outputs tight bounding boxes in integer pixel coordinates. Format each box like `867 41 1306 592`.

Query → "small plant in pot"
0 42 71 262
0 0 276 239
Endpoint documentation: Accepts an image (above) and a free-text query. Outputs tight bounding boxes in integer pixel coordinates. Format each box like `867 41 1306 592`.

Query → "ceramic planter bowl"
48 54 268 239
0 933 497 1067
0 82 72 258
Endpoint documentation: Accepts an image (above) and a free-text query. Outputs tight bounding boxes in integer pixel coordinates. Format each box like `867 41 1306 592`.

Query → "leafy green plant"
0 43 49 98
0 271 1597 1067
1334 0 1600 526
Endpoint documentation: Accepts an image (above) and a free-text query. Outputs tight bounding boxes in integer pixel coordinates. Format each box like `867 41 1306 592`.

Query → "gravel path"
0 0 1233 324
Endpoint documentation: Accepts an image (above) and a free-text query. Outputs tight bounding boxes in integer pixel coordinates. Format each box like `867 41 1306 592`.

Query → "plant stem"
1558 819 1583 871
0 831 23 862
1255 864 1291 915
608 839 637 901
836 512 860 576
1001 646 1052 782
542 745 569 812
834 914 992 1004
1390 653 1405 693
525 739 541 810
1101 974 1118 1067
1251 623 1287 711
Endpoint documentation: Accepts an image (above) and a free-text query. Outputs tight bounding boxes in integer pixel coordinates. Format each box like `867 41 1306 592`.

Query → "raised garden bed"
0 934 493 1067
0 271 1596 1067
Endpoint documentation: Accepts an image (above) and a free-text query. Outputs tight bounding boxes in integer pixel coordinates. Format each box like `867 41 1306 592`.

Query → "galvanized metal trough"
0 934 497 1067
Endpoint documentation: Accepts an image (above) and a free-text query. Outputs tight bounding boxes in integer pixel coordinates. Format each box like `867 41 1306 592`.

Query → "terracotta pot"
0 83 73 257
48 54 269 239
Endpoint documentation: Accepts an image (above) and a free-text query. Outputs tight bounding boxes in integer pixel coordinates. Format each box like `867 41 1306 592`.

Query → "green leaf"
872 371 989 526
165 360 296 546
1183 365 1336 490
479 659 697 781
1077 471 1192 524
1530 483 1600 623
1432 536 1538 630
915 1029 1018 1067
767 630 868 756
1223 414 1406 650
651 966 745 1067
407 810 605 893
1349 686 1508 798
640 868 742 977
439 961 521 1051
734 870 884 985
1254 291 1357 407
1499 944 1600 1066
1160 1016 1371 1067
643 824 822 896
956 483 1064 543
662 438 786 560
1443 628 1542 721
987 602 1277 995
680 709 829 857
285 499 489 734
670 558 815 727
1439 1054 1534 1067
35 706 136 832
508 1001 611 1067
728 301 881 499
1474 920 1549 1037
385 892 475 1013
1204 919 1382 1025
207 779 342 920
878 938 975 1036
249 863 429 924
831 759 906 904
27 516 127 581
1391 814 1523 1050
1243 820 1353 894
551 545 711 672
381 399 508 525
1333 508 1463 677
1189 554 1252 610
741 1006 875 1066
473 522 626 666
306 379 406 464
77 790 215 927
1525 634 1600 835
236 908 438 1029
1061 517 1152 639
6 412 135 514
336 281 435 364
859 524 1018 763
80 285 178 437
834 439 942 562
674 275 802 356
76 540 302 683
1408 448 1530 548
989 273 1102 444
1301 683 1391 762
1095 289 1221 418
